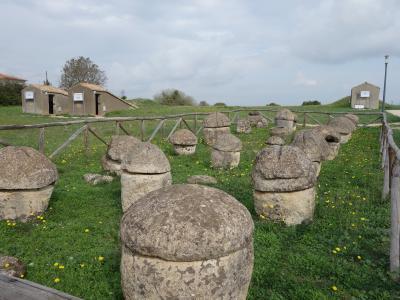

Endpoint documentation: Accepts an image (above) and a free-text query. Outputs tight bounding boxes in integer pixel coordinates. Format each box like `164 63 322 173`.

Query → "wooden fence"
380 112 400 273
2 108 400 273
0 108 383 160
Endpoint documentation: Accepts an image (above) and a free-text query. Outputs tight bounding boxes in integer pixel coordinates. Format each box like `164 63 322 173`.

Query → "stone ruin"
275 109 297 131
210 134 242 169
270 126 292 138
120 142 172 212
120 184 254 300
252 145 318 225
0 146 58 222
266 135 285 146
236 118 251 134
310 125 341 160
344 113 359 126
102 135 140 175
169 129 198 155
0 256 26 278
327 116 356 143
248 112 268 128
203 112 231 145
292 127 341 175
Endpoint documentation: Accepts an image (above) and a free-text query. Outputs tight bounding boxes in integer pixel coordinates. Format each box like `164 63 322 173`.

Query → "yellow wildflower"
54 278 60 283
331 286 338 291
84 229 90 233
98 256 104 262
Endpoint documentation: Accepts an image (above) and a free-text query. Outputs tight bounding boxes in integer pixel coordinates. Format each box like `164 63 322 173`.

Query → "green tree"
60 56 107 89
0 83 24 106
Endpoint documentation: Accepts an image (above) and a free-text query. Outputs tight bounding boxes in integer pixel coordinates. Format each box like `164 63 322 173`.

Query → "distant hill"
328 96 351 108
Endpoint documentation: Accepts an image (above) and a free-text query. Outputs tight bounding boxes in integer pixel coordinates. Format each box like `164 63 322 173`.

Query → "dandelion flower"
331 286 338 291
98 256 104 262
80 263 85 268
357 256 362 260
4 263 10 268
54 278 60 283
335 247 341 252
53 262 59 267
58 265 65 269
84 229 90 233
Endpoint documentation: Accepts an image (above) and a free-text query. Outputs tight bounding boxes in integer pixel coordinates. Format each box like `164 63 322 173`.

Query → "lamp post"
382 55 389 112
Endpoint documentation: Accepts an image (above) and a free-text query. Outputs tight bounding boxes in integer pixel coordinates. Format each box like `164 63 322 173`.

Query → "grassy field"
0 105 400 299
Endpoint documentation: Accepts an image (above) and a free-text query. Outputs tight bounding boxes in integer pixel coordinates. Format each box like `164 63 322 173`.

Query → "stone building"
351 82 380 109
67 83 136 116
21 84 69 115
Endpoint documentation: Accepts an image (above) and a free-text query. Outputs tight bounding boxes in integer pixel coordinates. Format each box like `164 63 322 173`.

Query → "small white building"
351 82 380 109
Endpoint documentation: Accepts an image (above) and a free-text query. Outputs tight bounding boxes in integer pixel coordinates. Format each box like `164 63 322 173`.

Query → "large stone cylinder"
210 134 242 169
120 142 172 212
252 145 318 225
120 184 254 300
0 146 58 221
275 109 297 131
203 112 231 146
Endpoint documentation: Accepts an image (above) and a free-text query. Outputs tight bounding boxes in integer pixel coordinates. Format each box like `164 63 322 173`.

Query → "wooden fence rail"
381 112 400 273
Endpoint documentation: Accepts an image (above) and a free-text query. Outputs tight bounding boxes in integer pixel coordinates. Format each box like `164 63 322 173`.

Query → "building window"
73 92 84 102
24 91 34 101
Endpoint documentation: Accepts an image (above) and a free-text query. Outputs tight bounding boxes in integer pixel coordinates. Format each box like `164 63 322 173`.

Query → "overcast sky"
1 0 399 105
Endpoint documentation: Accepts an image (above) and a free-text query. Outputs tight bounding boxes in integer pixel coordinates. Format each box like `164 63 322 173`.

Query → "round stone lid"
169 129 198 145
275 109 296 121
292 130 337 162
121 184 254 261
328 117 356 134
266 136 284 146
252 145 317 192
0 146 58 190
203 112 231 128
107 135 140 162
344 114 359 125
121 142 171 174
211 134 242 152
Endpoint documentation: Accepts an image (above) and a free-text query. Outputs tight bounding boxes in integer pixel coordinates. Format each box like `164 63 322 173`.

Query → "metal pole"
382 55 389 112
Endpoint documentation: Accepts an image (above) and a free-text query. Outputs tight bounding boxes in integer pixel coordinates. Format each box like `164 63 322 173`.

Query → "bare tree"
60 56 107 89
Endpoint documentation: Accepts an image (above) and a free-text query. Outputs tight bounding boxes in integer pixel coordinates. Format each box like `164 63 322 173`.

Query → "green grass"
0 106 400 299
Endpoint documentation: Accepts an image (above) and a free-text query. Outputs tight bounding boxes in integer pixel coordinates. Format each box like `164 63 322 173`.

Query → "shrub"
199 101 209 106
302 100 321 106
154 89 195 106
267 102 280 106
0 83 24 106
214 102 227 107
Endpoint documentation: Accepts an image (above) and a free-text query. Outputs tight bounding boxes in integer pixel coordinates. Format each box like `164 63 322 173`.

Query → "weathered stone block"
254 187 316 225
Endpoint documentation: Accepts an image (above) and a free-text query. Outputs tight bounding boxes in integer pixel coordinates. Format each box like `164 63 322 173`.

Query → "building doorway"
95 94 100 115
48 94 54 114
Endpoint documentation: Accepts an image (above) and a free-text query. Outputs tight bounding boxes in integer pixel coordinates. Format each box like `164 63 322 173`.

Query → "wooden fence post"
390 159 400 272
115 121 120 135
140 120 145 141
38 128 45 153
83 126 89 156
303 113 307 128
383 143 390 199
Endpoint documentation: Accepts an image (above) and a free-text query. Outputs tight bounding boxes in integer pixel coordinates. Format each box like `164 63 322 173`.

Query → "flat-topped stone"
327 117 356 135
275 109 296 121
0 146 58 190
